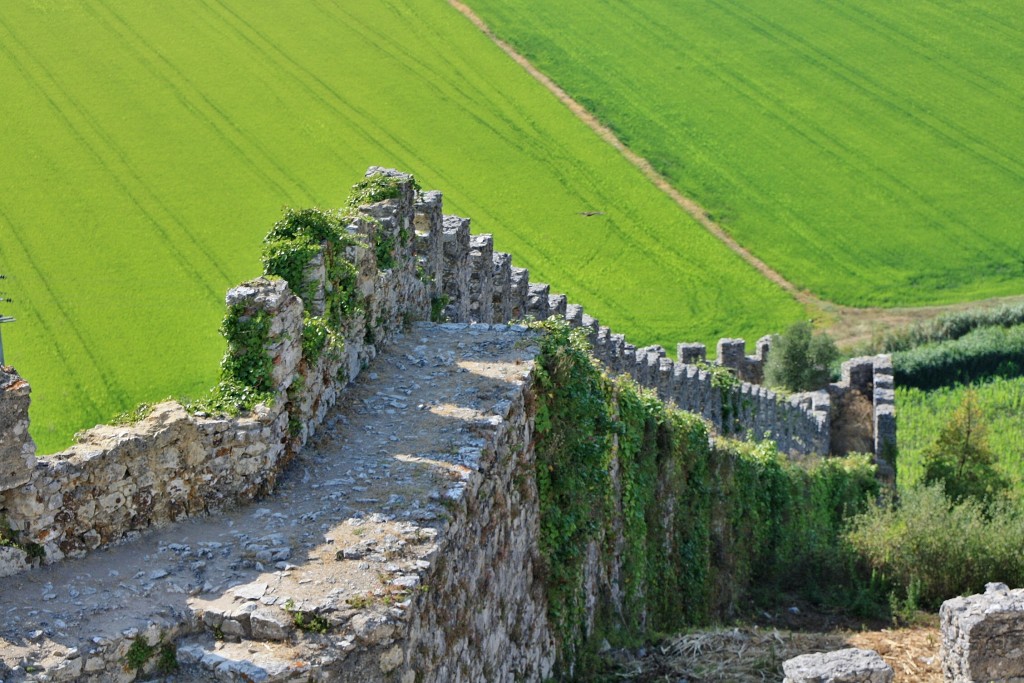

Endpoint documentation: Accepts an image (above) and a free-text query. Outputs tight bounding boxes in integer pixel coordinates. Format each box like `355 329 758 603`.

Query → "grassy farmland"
0 0 803 453
897 377 1024 492
464 0 1024 307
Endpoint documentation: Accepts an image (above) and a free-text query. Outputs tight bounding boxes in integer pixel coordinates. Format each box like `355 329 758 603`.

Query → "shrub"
846 483 1024 609
764 321 838 392
895 377 1024 492
262 207 361 324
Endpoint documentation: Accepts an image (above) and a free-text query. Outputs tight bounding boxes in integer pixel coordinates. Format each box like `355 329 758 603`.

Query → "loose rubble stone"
783 648 893 683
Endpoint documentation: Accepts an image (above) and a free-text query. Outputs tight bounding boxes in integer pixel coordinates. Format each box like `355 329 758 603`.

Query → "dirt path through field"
447 0 801 297
449 0 1024 346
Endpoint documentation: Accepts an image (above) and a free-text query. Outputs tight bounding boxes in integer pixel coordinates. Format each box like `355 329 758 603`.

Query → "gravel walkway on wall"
0 322 539 682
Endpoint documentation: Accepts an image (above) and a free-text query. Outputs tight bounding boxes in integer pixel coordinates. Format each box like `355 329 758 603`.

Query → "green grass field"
465 0 1024 307
896 377 1024 491
0 0 802 453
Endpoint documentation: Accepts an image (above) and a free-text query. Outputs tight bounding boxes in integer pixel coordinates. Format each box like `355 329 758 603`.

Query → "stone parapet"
492 251 513 323
677 342 707 365
441 215 472 322
467 234 494 323
525 283 550 320
413 190 444 301
509 267 530 320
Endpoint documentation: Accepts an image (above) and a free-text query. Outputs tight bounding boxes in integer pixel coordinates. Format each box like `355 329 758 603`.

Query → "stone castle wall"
0 167 894 578
0 168 902 681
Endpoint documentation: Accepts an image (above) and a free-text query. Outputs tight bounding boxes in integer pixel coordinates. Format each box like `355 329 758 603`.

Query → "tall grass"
869 304 1024 354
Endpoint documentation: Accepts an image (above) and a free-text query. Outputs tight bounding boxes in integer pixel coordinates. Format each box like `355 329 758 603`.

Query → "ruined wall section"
0 168 895 579
0 170 433 573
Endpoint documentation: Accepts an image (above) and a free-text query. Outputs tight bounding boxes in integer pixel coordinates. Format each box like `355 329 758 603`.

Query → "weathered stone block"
841 357 876 391
442 215 472 321
509 267 530 320
941 583 1024 682
547 293 567 318
564 303 584 328
413 190 444 299
755 334 772 362
526 283 550 320
783 648 893 683
717 338 747 371
0 546 29 578
492 252 513 323
467 234 494 323
225 278 303 393
677 342 707 365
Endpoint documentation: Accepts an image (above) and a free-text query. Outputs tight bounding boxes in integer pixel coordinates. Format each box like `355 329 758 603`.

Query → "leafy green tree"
922 390 1007 507
764 321 838 392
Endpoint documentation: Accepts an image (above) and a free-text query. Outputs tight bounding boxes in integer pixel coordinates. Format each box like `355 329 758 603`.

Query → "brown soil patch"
448 0 1024 347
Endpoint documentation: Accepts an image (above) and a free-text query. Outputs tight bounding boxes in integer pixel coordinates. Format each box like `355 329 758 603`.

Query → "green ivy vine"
344 173 418 210
529 318 879 678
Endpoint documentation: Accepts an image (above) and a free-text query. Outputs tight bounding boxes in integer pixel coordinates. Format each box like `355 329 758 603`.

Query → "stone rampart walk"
0 323 539 682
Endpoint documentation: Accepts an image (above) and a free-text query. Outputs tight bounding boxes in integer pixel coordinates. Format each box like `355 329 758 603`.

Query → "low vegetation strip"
463 0 1024 308
865 303 1024 354
0 0 802 452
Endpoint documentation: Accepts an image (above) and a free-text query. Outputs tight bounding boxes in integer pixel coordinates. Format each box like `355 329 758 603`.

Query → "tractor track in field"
448 0 1024 347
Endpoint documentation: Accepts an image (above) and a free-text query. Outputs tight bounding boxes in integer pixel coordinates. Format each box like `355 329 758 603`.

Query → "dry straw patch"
846 628 943 682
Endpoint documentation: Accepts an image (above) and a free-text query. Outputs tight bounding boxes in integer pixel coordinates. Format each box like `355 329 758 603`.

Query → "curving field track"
462 0 1024 307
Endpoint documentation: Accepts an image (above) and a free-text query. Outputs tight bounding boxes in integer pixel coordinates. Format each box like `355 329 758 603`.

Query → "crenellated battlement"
0 168 895 581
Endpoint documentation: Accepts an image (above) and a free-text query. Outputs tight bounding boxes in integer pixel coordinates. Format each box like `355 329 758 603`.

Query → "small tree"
764 321 838 392
922 390 1007 507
